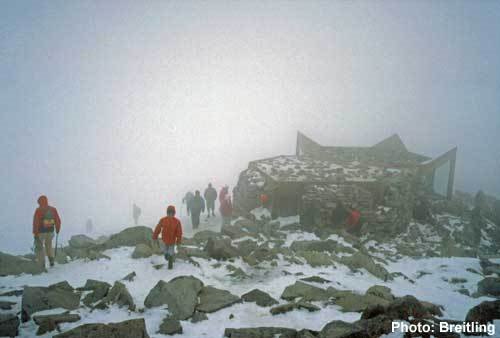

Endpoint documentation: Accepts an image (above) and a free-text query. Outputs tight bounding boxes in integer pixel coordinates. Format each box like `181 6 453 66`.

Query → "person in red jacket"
33 195 61 268
220 193 233 226
153 205 182 269
345 204 361 235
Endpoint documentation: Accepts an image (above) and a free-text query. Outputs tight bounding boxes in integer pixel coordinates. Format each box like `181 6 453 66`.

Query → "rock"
144 275 203 320
480 259 500 276
300 276 331 284
54 318 150 338
0 314 20 337
297 251 333 267
104 226 153 249
353 315 393 337
385 295 428 320
122 271 137 282
477 277 500 297
178 247 209 260
205 237 240 260
0 251 45 276
22 281 80 322
95 281 135 311
365 285 394 301
0 289 23 297
281 281 335 302
158 317 182 335
131 244 153 259
465 300 500 325
339 252 391 281
33 311 81 335
241 289 278 307
361 304 387 320
221 225 254 239
242 244 277 266
190 311 208 323
291 240 354 255
68 234 97 249
235 239 258 256
420 300 444 317
79 279 111 307
270 301 320 315
224 327 297 338
193 230 221 244
0 301 16 310
334 290 392 313
226 265 251 279
197 286 241 313
319 320 367 338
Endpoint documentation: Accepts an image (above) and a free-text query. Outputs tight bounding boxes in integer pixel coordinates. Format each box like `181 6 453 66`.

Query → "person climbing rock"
152 205 182 270
33 195 61 268
190 191 205 229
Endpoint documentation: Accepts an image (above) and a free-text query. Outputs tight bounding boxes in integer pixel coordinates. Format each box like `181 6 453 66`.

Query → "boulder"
22 281 80 322
319 320 368 338
221 225 254 239
290 240 354 255
226 265 251 280
33 311 81 335
300 276 331 284
365 285 394 301
385 295 428 320
465 300 500 325
242 244 277 266
197 286 241 313
0 301 16 310
95 281 135 311
68 234 97 249
158 317 182 335
79 279 111 307
205 238 240 260
104 226 153 249
297 251 333 267
0 251 45 276
0 314 20 337
224 327 297 338
281 281 335 302
190 311 208 323
477 277 500 297
270 302 320 315
241 289 278 307
131 244 153 259
339 252 391 281
54 318 150 338
193 230 221 244
144 275 203 320
235 239 258 256
480 259 500 276
333 290 392 313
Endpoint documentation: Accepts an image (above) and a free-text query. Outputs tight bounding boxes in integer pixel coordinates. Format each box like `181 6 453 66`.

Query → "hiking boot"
164 253 170 261
49 257 54 267
168 256 174 270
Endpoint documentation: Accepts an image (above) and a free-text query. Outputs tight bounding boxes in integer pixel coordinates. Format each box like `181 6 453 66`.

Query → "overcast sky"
1 1 499 250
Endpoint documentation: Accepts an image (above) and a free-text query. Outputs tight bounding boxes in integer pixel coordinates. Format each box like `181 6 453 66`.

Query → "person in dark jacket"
204 183 218 217
33 195 61 268
182 191 194 216
190 191 205 229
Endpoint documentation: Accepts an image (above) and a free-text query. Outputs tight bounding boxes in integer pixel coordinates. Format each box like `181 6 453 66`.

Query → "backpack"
41 208 56 232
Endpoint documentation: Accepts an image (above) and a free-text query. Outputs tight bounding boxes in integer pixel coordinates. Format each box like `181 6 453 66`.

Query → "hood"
37 195 48 208
167 205 176 216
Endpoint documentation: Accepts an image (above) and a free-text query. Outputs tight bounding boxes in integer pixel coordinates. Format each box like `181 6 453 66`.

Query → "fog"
1 1 499 253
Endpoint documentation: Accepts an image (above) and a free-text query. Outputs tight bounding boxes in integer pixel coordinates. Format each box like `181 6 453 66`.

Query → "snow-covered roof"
250 155 393 183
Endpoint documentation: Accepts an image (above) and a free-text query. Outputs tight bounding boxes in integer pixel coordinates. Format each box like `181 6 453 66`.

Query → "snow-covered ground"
1 214 499 337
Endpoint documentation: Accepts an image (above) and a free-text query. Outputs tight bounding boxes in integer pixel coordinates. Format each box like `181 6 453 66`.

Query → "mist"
1 0 499 254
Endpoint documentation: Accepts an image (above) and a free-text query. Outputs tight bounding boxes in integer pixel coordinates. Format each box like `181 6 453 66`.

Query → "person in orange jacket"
345 204 361 235
153 205 182 269
33 195 61 268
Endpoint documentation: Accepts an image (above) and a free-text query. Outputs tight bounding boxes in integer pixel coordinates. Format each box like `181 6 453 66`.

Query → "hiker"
32 195 61 268
182 191 195 216
85 218 93 234
204 183 218 217
152 205 182 270
260 193 270 209
190 191 205 229
133 203 141 225
345 204 361 234
220 191 233 226
219 185 229 204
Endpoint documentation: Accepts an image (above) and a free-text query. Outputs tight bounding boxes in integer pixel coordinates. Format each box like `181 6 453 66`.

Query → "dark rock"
241 289 278 307
22 281 80 322
477 277 500 297
205 238 240 260
226 265 251 279
0 314 20 337
54 318 150 338
33 311 81 335
224 327 298 338
221 225 254 239
361 304 386 320
0 301 16 310
480 259 500 276
465 300 500 325
193 230 221 244
197 286 241 313
270 302 320 315
300 276 331 284
385 295 428 320
235 239 258 256
339 252 391 281
104 226 153 249
281 281 335 302
68 234 97 249
144 275 203 320
131 244 153 259
79 279 111 307
291 240 354 255
190 311 208 323
0 251 45 276
364 285 394 301
122 271 137 282
0 289 23 297
319 320 369 338
94 281 135 311
158 317 182 335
